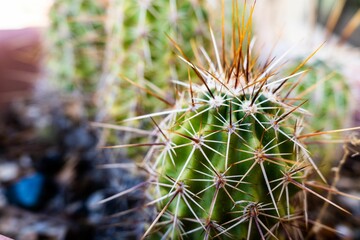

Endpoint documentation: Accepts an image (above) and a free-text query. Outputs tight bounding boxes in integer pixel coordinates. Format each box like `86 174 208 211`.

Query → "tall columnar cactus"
48 0 107 93
105 3 352 239
95 0 212 158
97 0 211 123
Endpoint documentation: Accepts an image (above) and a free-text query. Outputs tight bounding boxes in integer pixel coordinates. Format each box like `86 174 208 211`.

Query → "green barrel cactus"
107 3 350 238
48 0 107 93
146 90 303 239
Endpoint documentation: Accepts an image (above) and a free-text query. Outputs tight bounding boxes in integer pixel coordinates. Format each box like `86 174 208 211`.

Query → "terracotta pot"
0 28 42 111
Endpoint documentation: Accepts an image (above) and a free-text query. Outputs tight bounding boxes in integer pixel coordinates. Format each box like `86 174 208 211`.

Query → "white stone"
0 162 19 182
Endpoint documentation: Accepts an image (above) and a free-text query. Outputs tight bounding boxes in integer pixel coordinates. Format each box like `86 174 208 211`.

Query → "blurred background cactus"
97 0 211 124
47 0 107 94
47 0 212 158
94 0 213 159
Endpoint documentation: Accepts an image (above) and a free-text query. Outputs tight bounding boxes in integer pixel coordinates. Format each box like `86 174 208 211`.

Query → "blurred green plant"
48 0 107 93
97 0 211 124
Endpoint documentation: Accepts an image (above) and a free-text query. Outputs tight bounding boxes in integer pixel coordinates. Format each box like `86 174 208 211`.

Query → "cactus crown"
105 1 352 239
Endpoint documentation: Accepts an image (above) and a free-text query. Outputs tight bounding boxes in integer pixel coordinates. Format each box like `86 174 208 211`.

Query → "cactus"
142 40 304 239
97 0 210 123
144 84 304 239
47 0 211 157
102 2 355 239
94 0 211 159
48 0 107 93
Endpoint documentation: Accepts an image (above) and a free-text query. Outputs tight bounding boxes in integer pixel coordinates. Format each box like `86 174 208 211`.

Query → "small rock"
63 127 97 151
338 191 360 216
336 224 354 239
86 192 104 224
0 162 19 182
86 191 103 211
19 155 32 169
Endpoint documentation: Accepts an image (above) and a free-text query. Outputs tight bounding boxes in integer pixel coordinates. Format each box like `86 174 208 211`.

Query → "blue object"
9 172 45 208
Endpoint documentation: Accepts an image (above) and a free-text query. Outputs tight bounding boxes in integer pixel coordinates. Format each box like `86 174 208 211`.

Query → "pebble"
0 162 19 182
86 191 104 223
336 224 354 239
86 191 104 211
63 126 97 151
19 155 32 169
338 191 360 216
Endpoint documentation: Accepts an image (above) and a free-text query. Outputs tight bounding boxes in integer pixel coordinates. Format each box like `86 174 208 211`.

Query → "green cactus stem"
104 2 351 238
